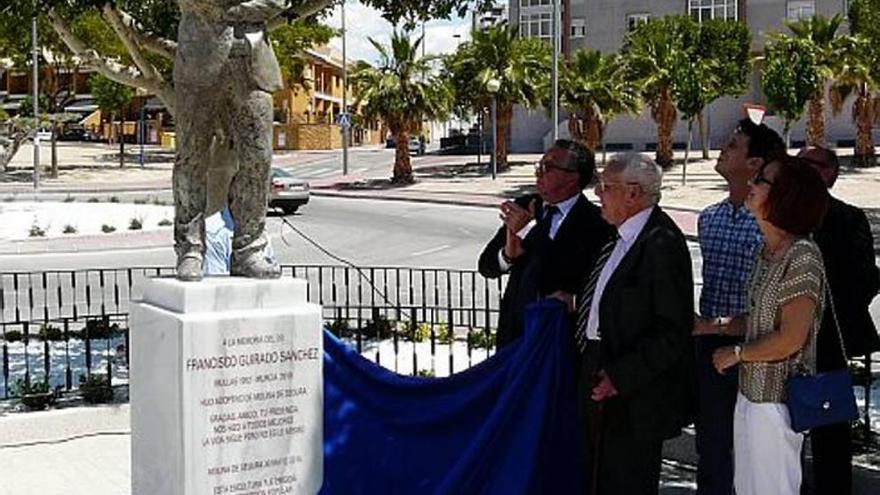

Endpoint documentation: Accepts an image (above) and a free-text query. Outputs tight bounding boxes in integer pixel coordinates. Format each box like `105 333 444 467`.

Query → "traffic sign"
336 112 351 129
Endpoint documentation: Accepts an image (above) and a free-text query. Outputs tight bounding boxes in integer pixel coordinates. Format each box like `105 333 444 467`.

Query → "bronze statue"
173 0 290 281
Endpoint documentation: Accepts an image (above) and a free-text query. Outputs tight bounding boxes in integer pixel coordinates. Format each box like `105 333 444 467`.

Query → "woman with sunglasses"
700 156 829 494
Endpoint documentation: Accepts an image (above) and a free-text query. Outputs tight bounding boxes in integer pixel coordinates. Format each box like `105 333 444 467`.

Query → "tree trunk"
50 124 58 178
119 113 125 168
784 121 792 150
584 108 603 154
496 103 512 171
698 110 709 159
567 114 584 146
853 90 876 167
654 89 677 169
392 128 413 183
683 119 692 185
0 128 27 172
806 91 825 147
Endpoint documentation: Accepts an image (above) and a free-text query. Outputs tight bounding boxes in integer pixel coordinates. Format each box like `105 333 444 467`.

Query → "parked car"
57 126 100 142
408 135 425 155
269 167 309 215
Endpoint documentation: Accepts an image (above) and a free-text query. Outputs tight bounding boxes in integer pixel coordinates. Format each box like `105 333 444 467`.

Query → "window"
519 12 553 38
520 0 551 7
688 0 737 23
571 18 585 38
787 0 815 20
626 13 650 31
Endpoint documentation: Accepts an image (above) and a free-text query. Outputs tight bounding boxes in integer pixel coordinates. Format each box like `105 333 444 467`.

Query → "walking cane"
590 400 603 495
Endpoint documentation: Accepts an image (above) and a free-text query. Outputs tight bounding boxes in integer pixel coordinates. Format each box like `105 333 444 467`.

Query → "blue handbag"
785 369 858 433
784 276 859 433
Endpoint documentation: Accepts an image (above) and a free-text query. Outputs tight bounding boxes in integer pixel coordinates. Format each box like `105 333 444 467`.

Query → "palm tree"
621 16 692 169
351 31 451 183
785 14 846 146
830 35 879 167
557 50 639 154
449 25 549 170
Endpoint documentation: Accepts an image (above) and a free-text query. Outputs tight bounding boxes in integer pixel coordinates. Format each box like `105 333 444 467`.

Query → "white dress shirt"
585 206 654 340
497 193 581 271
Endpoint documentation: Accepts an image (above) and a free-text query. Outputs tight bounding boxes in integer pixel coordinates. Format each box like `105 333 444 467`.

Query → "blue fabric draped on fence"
321 299 586 494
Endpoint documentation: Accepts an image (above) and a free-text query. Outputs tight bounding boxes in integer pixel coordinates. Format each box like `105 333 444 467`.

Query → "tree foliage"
90 74 134 115
351 31 451 183
761 37 821 139
271 20 336 89
621 15 694 168
556 49 639 152
447 24 549 168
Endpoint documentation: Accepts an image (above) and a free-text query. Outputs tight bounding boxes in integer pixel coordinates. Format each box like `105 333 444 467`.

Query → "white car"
269 167 310 215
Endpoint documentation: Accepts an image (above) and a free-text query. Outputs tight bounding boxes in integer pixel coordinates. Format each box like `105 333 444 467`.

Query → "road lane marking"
410 244 451 257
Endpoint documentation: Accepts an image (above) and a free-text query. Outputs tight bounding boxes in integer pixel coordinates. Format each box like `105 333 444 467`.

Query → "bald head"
797 146 839 189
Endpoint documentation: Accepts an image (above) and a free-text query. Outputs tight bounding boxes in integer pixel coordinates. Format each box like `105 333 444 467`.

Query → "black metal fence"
1 265 877 443
0 265 505 400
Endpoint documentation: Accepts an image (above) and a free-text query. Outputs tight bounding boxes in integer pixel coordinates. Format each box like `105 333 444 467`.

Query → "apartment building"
272 46 384 151
508 0 859 152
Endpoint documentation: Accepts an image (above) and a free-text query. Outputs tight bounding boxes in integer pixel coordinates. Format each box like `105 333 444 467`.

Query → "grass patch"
158 218 172 227
62 224 77 234
101 224 117 234
63 195 75 203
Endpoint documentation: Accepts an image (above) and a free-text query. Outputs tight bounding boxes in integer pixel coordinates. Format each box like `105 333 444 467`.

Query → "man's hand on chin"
591 370 618 401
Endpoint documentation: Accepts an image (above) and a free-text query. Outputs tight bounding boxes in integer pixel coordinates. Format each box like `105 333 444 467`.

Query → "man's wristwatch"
733 344 743 362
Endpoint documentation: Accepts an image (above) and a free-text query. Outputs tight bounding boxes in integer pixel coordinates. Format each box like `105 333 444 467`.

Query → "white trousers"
733 392 804 495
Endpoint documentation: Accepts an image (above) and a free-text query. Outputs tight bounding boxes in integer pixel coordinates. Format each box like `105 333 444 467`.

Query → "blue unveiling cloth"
321 299 585 494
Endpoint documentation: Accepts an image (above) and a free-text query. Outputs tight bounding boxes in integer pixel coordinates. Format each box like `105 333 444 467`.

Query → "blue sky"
322 0 473 63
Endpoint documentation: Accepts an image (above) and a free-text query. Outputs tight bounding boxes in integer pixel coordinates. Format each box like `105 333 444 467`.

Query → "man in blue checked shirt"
691 119 785 495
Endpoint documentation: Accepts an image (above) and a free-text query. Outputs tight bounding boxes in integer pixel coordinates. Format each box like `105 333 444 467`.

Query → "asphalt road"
0 196 500 272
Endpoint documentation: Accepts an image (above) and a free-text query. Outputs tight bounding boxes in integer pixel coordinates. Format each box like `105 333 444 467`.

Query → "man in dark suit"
478 139 614 348
799 146 880 495
574 153 694 494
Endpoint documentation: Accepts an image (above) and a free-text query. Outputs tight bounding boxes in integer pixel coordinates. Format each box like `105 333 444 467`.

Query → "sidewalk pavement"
3 146 880 254
1 398 878 494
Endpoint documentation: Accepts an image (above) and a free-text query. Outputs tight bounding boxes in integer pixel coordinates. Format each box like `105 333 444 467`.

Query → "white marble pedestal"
130 277 323 495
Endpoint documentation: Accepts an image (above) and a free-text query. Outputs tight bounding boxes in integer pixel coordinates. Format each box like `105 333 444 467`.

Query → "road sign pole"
341 0 349 176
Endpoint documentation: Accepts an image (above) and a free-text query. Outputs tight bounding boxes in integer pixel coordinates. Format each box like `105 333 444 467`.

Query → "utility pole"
341 0 349 175
32 0 40 190
551 0 559 142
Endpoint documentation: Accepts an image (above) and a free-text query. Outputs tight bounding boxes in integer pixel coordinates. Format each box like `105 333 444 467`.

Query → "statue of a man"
173 0 289 281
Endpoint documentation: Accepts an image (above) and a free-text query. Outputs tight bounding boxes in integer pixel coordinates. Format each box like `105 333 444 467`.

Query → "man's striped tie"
575 236 618 353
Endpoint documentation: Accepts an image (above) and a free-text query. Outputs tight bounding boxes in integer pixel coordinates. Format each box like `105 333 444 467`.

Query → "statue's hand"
224 0 287 23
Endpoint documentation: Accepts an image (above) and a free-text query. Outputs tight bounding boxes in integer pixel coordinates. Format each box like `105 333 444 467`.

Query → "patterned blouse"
739 238 826 403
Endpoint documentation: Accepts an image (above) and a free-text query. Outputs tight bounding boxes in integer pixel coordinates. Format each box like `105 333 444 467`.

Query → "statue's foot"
176 255 204 282
230 251 281 279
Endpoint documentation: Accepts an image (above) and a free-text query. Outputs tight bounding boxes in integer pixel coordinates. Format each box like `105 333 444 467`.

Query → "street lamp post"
486 78 500 180
32 0 40 190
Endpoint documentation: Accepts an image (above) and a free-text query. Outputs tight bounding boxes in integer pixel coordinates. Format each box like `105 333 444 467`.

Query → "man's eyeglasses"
595 179 640 193
534 161 576 174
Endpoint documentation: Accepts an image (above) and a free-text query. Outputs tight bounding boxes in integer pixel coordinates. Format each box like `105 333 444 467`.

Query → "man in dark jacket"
574 152 694 494
478 139 614 348
799 146 880 495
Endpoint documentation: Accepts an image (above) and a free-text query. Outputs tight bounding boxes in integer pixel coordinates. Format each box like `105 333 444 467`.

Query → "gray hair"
606 152 663 205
